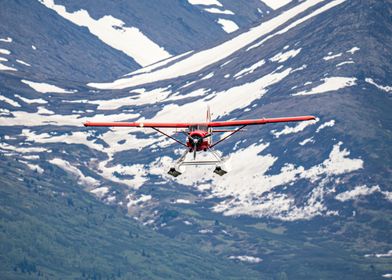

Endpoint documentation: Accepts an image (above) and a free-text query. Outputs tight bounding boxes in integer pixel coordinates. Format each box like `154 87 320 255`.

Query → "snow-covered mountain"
1 0 391 278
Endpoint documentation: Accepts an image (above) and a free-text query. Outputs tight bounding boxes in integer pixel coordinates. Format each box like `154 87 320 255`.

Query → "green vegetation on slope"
0 157 260 280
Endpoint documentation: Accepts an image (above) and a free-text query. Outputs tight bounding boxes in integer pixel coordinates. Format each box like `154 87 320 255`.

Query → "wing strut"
210 125 247 148
151 127 188 147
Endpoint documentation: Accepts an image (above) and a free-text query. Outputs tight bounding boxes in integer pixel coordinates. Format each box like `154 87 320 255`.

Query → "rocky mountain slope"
0 0 391 278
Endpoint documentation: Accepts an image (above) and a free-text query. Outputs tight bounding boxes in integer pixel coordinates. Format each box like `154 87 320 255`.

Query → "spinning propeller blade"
193 144 197 159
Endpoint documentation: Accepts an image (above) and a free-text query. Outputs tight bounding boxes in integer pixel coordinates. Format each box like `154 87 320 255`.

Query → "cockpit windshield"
189 124 208 131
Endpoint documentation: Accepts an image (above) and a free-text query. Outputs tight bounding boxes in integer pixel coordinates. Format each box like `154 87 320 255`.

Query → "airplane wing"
84 116 316 128
83 121 192 147
207 116 316 127
83 121 191 128
84 116 316 148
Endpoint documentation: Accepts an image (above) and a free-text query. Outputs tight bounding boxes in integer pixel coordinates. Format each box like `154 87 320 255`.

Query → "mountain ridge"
1 0 391 278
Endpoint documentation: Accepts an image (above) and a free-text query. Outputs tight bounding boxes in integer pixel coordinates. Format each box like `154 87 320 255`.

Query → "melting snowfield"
22 80 76 94
2 0 386 222
39 0 171 66
293 77 357 96
261 0 293 10
88 0 347 90
148 140 364 221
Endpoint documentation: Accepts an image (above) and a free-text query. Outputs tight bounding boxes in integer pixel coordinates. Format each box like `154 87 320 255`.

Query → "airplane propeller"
188 134 211 159
188 135 201 159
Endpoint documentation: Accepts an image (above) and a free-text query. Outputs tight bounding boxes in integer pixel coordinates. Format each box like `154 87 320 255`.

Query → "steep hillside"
0 0 391 279
0 0 138 83
49 0 270 52
0 156 260 279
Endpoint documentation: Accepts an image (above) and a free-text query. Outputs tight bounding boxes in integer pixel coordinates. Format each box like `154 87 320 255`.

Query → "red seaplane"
84 108 315 177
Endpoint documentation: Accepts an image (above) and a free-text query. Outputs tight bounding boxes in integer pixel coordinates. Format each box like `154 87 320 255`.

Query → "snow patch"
316 120 335 133
152 68 293 122
234 60 265 79
305 142 363 182
247 0 346 51
272 118 318 138
22 79 76 94
152 141 362 221
16 59 31 67
105 195 115 203
346 47 360 54
199 229 213 234
166 88 207 101
201 72 214 80
127 194 152 208
0 49 11 55
260 0 292 10
0 63 17 71
90 187 109 198
299 137 314 146
323 52 342 61
217 19 239 33
39 0 171 66
0 142 48 154
212 142 362 220
0 106 134 126
365 78 392 93
205 8 234 15
383 191 392 202
175 199 192 204
24 162 44 174
365 250 392 258
293 77 356 96
0 108 11 116
99 161 148 189
335 185 380 201
37 106 55 115
89 0 343 90
24 130 103 157
229 255 262 263
270 48 301 63
89 87 171 110
49 158 99 187
0 95 21 107
125 51 193 77
336 61 354 67
187 0 223 6
22 155 40 160
0 37 12 43
15 94 47 104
